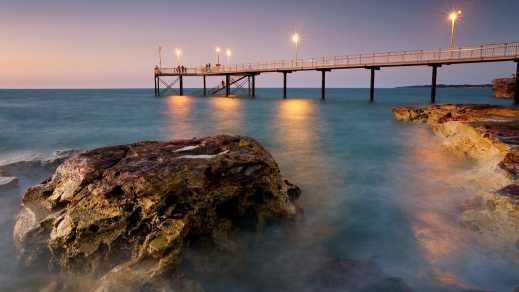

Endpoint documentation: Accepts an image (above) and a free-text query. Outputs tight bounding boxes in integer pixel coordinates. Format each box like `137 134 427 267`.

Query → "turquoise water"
0 88 517 291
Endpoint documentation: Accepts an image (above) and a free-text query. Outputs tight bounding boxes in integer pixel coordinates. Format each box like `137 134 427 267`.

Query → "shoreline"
392 104 519 255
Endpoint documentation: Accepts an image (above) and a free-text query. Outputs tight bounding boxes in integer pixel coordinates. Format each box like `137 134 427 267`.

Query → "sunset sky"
1 0 518 89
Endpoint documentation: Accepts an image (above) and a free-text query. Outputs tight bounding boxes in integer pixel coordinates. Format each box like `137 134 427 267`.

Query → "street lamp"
226 49 232 65
448 10 462 48
175 49 182 65
158 46 163 68
292 33 300 64
216 47 221 65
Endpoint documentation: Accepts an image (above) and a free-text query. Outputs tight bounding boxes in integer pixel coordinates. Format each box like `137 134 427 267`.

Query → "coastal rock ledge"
492 77 516 99
392 104 519 253
13 135 301 291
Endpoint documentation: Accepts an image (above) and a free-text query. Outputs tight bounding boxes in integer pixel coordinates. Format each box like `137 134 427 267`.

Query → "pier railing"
156 42 519 75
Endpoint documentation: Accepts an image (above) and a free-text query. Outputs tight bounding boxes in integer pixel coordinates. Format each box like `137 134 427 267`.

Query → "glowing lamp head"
216 47 221 53
449 10 461 22
292 33 300 44
226 49 232 57
175 49 182 57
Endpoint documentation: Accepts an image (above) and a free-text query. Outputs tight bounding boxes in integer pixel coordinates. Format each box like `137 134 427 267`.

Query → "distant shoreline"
0 86 494 90
397 84 492 88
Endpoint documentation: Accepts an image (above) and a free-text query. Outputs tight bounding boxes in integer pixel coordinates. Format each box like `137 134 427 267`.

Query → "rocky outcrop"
392 104 519 253
492 77 516 99
392 104 519 167
12 135 301 291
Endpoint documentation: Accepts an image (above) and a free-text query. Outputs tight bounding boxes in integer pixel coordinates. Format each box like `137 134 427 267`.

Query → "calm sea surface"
0 88 517 291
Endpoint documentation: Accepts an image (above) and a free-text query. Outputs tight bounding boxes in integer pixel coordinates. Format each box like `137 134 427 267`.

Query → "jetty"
154 42 519 104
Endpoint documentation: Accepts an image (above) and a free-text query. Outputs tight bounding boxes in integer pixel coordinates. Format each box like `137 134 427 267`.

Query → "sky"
0 0 518 89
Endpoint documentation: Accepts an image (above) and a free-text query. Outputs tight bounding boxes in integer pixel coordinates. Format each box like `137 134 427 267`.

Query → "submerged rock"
12 135 301 291
492 77 516 99
392 104 519 253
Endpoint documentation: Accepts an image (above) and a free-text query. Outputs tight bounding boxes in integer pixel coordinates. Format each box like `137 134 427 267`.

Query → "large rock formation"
12 135 301 291
392 104 519 253
492 77 516 99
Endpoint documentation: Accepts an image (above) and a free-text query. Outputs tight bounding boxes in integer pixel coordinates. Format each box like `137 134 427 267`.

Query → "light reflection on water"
1 88 518 291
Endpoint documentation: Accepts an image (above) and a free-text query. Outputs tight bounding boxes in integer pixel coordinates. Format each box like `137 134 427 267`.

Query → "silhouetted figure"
221 80 225 88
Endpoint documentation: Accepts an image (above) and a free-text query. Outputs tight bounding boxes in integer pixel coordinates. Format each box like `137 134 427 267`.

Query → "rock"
392 104 519 164
499 150 519 179
0 176 19 191
12 135 300 291
497 184 519 204
393 104 519 253
492 77 516 99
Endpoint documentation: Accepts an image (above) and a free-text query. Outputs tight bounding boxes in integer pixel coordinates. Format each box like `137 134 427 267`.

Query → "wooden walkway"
153 42 519 104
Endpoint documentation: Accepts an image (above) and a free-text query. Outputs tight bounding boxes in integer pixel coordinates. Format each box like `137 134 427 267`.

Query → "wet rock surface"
392 104 519 166
492 77 516 99
393 104 519 253
12 135 301 291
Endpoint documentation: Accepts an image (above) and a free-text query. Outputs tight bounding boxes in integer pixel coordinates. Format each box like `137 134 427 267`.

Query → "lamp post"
292 33 300 65
216 47 221 65
158 46 163 68
449 10 462 48
226 49 232 65
175 49 182 65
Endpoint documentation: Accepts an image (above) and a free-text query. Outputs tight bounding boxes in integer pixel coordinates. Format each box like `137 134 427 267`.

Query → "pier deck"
153 42 519 104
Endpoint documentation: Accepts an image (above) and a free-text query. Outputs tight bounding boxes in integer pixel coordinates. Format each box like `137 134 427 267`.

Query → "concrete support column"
283 72 288 99
252 74 256 97
430 64 441 104
203 75 206 96
368 67 380 103
248 76 251 96
179 75 184 96
154 76 158 96
157 77 161 97
514 60 519 106
320 70 328 100
225 74 230 97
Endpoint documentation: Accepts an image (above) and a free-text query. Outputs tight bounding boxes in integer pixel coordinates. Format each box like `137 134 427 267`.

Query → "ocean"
0 88 517 291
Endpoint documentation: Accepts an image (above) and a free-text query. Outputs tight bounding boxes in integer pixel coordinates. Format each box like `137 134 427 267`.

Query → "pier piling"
157 77 161 97
319 70 330 100
179 75 184 96
154 76 157 96
430 64 441 104
225 74 230 97
368 67 380 103
515 60 519 106
283 72 288 99
252 74 256 97
203 75 206 96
